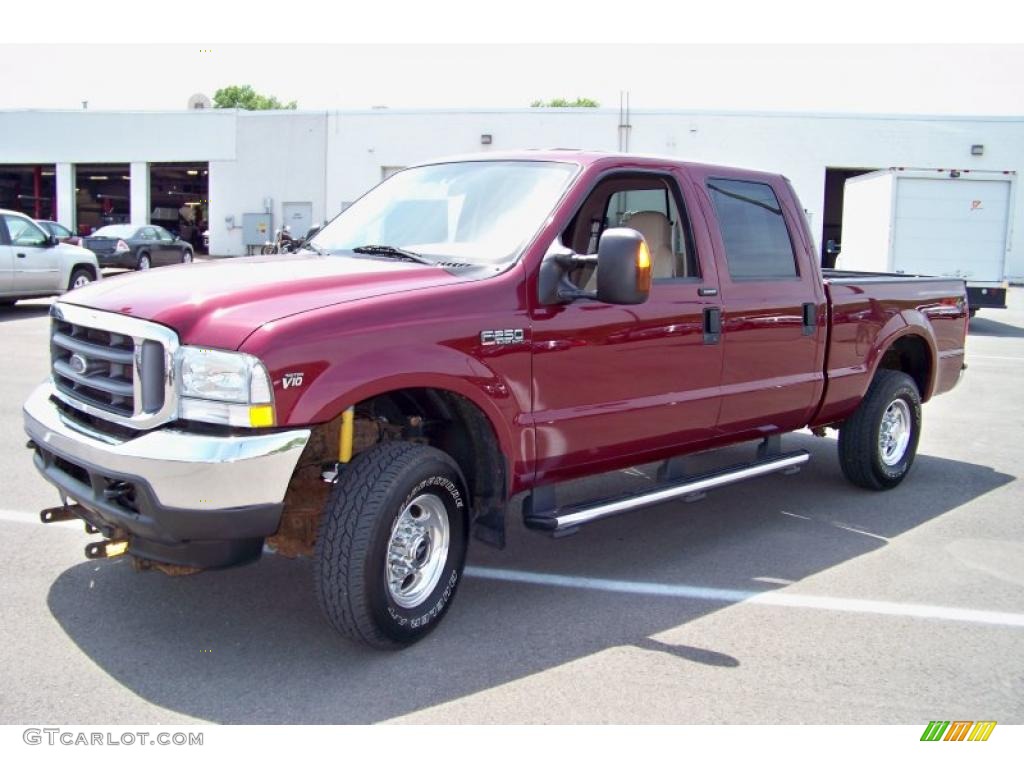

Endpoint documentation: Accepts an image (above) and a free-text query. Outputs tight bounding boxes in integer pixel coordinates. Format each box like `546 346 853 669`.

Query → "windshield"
92 225 136 238
312 160 577 266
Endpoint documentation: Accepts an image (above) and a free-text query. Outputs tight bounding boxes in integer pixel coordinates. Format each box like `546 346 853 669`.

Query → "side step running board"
524 450 809 533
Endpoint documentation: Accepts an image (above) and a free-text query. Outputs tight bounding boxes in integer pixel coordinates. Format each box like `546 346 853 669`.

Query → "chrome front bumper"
25 382 310 568
24 382 310 512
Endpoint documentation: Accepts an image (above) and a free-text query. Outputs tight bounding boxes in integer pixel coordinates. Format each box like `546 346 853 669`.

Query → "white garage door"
893 177 1010 282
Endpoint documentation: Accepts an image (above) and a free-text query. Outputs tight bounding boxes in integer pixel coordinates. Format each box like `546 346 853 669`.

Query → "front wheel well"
877 334 933 401
71 263 97 281
273 387 509 557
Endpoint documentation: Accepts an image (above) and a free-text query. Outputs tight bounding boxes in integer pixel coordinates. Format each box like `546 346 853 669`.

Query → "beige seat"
625 211 675 279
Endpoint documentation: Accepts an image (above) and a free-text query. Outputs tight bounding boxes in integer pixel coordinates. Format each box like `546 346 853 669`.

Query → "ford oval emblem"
69 354 88 375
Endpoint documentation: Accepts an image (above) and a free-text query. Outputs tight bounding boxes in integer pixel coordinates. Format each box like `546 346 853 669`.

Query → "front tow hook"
40 504 81 524
85 539 130 560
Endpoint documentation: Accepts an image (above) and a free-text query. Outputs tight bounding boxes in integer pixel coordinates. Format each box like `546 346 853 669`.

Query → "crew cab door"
529 167 723 485
2 213 62 293
697 174 827 437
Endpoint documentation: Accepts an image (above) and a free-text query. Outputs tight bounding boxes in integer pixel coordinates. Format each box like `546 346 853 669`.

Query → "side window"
156 227 174 242
573 177 700 280
3 215 48 247
140 228 158 240
707 178 798 279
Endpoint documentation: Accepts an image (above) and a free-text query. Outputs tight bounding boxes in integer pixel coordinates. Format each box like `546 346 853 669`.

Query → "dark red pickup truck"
23 151 968 648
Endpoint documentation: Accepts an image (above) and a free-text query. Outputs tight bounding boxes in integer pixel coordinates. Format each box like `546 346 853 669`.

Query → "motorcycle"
261 225 296 255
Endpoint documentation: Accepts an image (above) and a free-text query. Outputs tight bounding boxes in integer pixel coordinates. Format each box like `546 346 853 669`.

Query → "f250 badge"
480 329 526 346
282 372 304 389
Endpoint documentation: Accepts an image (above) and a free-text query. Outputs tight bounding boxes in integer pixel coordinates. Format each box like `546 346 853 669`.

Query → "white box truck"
838 168 1015 315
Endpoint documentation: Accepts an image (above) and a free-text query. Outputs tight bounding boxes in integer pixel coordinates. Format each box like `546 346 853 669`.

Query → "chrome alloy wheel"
879 398 912 466
386 493 451 609
72 274 92 289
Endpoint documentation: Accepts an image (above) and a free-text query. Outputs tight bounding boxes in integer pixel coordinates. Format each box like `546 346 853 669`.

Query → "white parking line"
0 508 79 528
465 566 1024 629
969 355 1024 362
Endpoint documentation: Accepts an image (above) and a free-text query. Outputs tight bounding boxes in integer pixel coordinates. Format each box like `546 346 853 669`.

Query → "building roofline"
1 107 1023 123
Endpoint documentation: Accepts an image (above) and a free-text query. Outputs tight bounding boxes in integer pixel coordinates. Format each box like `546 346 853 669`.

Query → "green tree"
213 85 297 110
530 97 600 108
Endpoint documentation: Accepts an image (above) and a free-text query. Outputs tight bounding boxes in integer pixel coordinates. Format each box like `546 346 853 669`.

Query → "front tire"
181 249 194 264
838 370 922 490
68 267 94 291
314 442 469 649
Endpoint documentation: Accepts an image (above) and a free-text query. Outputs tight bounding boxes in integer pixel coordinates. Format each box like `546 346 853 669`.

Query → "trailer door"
892 177 1010 282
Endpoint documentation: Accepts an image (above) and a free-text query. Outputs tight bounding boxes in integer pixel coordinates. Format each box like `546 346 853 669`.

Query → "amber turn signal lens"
636 240 652 291
248 405 275 428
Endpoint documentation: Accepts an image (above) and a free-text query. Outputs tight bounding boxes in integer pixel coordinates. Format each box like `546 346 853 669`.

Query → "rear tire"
314 442 469 649
137 253 151 270
68 267 94 291
838 370 921 490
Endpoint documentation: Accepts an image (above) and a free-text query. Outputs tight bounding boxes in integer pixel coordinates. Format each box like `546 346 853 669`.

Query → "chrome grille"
48 303 180 430
52 320 138 416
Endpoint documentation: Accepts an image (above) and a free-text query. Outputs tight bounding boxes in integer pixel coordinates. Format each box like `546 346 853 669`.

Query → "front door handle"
698 287 718 297
703 307 722 345
802 302 817 336
17 252 27 259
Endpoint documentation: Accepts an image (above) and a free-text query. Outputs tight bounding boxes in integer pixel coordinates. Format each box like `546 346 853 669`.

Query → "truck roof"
411 149 783 181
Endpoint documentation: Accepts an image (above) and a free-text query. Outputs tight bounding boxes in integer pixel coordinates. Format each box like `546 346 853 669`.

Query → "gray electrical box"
242 213 272 246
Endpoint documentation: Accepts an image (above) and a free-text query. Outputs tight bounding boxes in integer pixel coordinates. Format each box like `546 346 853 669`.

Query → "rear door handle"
698 287 718 297
17 252 27 259
703 307 722 345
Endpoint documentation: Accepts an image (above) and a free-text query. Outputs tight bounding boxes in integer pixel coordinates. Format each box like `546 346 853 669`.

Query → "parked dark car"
36 219 83 247
82 224 194 270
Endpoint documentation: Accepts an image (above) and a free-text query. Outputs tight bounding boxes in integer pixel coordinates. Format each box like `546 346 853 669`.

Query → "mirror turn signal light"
636 240 652 291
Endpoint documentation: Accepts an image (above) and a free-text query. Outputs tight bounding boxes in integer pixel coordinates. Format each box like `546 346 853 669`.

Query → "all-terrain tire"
838 369 922 490
314 441 469 649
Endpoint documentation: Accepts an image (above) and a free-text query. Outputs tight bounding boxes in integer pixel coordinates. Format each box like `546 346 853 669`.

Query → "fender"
863 308 939 401
812 306 939 427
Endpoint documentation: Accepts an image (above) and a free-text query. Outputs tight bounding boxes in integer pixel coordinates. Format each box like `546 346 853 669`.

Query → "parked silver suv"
0 209 101 305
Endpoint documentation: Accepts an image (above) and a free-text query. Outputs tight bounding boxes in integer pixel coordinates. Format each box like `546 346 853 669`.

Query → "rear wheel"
838 370 922 490
137 253 152 270
314 442 469 649
68 267 94 291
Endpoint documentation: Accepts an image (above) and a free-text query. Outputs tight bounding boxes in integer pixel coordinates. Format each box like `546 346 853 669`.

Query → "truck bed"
812 269 968 427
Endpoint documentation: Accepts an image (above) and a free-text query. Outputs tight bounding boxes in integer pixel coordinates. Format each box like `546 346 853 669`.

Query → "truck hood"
60 253 473 349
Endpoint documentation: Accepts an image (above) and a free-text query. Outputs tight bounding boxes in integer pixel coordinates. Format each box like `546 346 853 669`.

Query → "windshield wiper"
351 244 435 265
299 242 330 256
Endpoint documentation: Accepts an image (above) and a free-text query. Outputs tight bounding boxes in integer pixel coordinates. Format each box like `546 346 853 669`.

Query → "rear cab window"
707 178 799 280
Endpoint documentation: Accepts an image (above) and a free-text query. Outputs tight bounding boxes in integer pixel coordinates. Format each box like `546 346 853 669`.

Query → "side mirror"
536 228 652 306
174 234 181 241
595 228 651 305
46 234 60 248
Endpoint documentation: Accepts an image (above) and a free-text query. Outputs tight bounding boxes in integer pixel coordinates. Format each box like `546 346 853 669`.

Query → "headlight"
176 347 275 428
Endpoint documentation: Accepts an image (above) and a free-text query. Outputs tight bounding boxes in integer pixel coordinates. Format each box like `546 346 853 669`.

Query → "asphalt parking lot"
0 287 1022 725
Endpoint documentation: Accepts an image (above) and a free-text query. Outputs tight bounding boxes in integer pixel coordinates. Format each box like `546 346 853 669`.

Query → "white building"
1 107 1021 277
